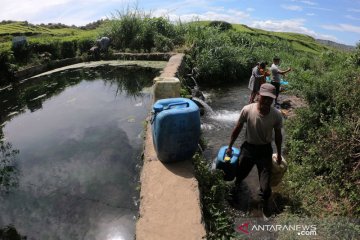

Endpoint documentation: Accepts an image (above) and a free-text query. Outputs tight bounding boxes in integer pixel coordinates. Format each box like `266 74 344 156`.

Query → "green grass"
0 20 331 56
0 22 51 35
0 21 98 36
195 21 330 54
0 21 99 50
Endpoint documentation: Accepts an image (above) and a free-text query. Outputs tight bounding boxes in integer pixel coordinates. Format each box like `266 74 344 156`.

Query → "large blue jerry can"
151 98 201 163
216 146 240 181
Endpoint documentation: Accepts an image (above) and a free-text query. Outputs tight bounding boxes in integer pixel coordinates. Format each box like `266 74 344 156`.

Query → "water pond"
0 65 161 239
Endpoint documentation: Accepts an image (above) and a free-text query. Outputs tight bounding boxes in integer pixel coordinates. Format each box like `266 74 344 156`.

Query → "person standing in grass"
270 56 291 106
248 62 268 103
226 83 283 217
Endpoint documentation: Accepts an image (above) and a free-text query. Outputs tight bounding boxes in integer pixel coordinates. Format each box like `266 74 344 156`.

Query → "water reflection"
0 66 158 239
0 225 26 240
0 66 158 122
0 140 19 193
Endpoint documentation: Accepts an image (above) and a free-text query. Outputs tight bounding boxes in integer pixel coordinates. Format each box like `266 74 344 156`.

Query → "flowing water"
200 83 268 216
0 66 159 239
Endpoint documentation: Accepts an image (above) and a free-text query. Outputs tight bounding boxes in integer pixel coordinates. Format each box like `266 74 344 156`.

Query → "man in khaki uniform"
226 83 283 216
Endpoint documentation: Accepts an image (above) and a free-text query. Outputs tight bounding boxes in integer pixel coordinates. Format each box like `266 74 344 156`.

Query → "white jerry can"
271 154 288 187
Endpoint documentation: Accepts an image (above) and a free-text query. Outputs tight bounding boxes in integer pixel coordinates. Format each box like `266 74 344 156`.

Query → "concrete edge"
135 53 207 240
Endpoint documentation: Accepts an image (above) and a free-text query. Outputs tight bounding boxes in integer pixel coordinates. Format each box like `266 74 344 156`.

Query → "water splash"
210 110 240 123
192 97 215 115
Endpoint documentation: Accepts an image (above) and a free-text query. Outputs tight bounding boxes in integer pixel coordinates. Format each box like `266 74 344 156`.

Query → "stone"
153 77 181 101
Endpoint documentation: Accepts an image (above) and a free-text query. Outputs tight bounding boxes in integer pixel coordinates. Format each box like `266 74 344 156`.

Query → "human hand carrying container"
270 153 287 186
216 146 240 181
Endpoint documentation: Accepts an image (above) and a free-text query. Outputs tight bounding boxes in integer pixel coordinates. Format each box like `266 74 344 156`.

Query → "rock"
96 37 110 51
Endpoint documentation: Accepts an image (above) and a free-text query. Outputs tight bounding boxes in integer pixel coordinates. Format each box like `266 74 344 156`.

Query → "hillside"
316 38 355 51
0 21 99 52
195 21 331 54
0 20 341 55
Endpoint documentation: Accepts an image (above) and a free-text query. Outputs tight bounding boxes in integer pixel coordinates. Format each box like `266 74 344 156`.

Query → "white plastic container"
271 153 287 186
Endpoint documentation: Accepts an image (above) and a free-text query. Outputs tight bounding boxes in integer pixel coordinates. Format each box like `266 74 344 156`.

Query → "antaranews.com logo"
235 219 317 237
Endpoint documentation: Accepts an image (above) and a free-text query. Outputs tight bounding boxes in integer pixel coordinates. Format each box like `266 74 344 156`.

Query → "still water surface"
0 66 159 239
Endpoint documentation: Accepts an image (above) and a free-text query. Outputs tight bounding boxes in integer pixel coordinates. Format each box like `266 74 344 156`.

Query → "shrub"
0 50 17 83
209 21 233 31
101 7 149 50
30 41 60 59
77 39 94 54
192 152 235 239
11 38 30 63
285 64 360 216
153 34 174 52
60 40 77 58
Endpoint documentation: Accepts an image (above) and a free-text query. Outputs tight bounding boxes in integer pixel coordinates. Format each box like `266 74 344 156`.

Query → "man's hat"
259 83 276 99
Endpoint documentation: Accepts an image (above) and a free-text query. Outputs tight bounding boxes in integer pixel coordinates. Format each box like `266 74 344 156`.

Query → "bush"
153 34 174 52
60 40 77 58
184 26 250 84
192 152 235 239
100 7 179 52
350 42 360 66
285 65 360 216
30 41 60 59
77 39 94 54
0 50 17 83
11 39 30 63
209 21 233 31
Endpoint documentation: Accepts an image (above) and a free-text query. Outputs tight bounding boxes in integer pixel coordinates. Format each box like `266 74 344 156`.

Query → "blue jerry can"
216 146 240 181
151 98 200 163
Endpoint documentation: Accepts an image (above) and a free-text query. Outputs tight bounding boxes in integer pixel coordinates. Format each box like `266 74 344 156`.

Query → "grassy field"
196 21 330 54
0 21 99 52
0 20 333 55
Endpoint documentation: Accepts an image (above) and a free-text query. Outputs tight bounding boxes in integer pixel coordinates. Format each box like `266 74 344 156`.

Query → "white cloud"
152 8 250 24
345 15 360 21
250 18 338 42
291 0 317 5
300 1 317 5
306 13 315 16
0 0 70 20
281 5 303 11
308 6 333 11
246 8 255 12
347 8 360 13
0 0 128 25
322 24 360 34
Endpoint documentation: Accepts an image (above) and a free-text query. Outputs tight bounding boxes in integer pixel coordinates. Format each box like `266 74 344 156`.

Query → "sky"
0 0 359 46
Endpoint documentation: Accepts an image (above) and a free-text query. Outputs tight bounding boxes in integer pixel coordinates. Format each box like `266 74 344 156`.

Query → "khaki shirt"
238 103 283 145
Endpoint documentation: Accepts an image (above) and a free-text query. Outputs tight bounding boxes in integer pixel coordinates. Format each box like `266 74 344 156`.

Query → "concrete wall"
13 53 175 82
136 54 206 240
14 58 82 80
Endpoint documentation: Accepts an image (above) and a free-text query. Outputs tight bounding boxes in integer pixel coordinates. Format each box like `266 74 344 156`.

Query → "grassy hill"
0 21 99 52
0 20 340 55
192 21 331 54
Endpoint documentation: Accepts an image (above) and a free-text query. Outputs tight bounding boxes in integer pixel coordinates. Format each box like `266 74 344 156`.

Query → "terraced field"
0 21 99 52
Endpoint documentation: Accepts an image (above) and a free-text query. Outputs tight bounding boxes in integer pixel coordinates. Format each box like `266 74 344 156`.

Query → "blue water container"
151 98 200 163
266 76 289 85
216 146 240 181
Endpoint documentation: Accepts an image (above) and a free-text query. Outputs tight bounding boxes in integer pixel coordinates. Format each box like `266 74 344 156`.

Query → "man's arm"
278 67 292 75
226 121 244 155
274 128 283 164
